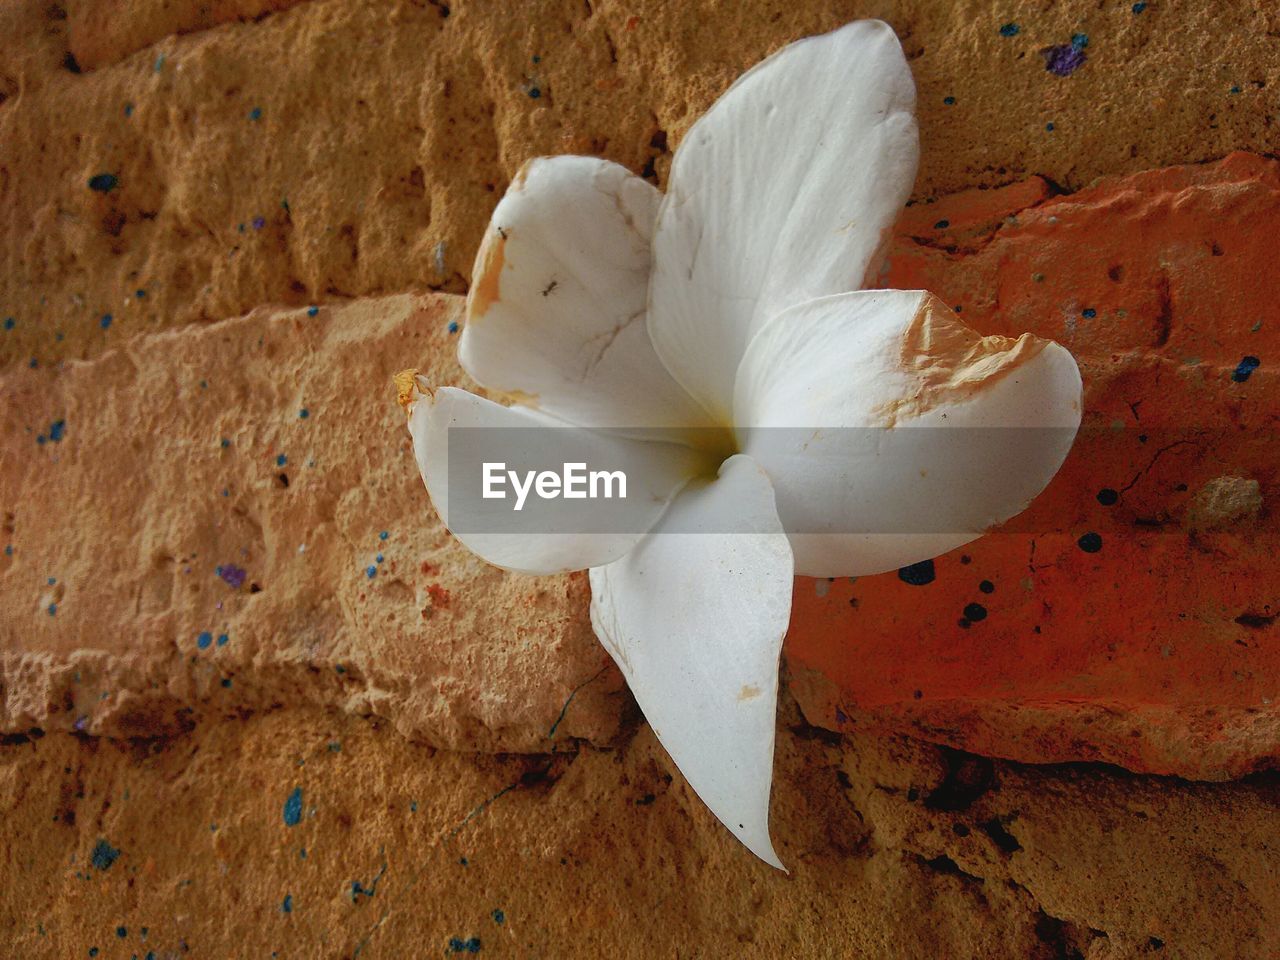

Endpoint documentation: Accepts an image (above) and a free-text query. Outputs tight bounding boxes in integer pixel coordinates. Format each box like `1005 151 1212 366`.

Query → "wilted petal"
734 291 1082 577
650 20 919 422
408 383 705 574
461 156 714 434
589 455 794 868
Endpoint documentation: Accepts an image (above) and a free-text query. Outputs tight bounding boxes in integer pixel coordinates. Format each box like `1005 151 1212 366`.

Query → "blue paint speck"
999 22 1019 36
100 314 113 329
1046 122 1055 131
221 438 231 448
3 317 13 330
350 863 387 903
448 937 482 953
124 102 134 116
276 454 287 466
221 677 232 688
1232 356 1260 382
48 577 56 585
197 631 213 650
48 420 66 442
448 321 460 334
216 633 229 647
136 289 146 299
379 531 389 541
1229 85 1241 94
299 408 309 419
943 95 956 105
528 87 541 99
47 603 57 616
154 54 165 72
365 565 377 579
88 949 98 958
375 553 384 564
491 909 505 925
1132 1 1146 11
1082 308 1097 318
281 894 293 913
249 107 263 121
1071 33 1089 50
934 219 950 230
283 787 303 826
307 305 319 317
88 173 118 193
116 927 127 939
91 839 120 871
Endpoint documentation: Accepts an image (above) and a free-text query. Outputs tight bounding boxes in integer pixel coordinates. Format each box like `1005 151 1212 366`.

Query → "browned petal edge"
886 291 1051 424
394 367 421 415
466 226 508 321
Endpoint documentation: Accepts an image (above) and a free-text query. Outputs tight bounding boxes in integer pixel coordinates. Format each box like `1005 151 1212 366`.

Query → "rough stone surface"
3 0 1280 954
1 293 626 751
4 701 1279 959
2 0 1277 369
788 154 1280 779
1185 475 1263 532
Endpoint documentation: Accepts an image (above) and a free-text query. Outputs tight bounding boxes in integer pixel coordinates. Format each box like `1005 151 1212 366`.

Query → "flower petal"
408 383 704 574
649 20 919 422
589 454 794 868
734 291 1082 577
460 155 714 433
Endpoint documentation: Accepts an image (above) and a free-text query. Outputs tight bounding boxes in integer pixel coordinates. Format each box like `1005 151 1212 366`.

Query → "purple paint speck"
217 564 247 588
1042 44 1087 76
253 216 266 230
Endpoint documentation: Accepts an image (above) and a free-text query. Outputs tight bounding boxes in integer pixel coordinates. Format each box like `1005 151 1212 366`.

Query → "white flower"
401 21 1081 868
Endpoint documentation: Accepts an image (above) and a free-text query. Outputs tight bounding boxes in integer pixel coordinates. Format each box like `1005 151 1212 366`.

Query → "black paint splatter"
898 559 936 586
88 173 118 193
1077 532 1103 553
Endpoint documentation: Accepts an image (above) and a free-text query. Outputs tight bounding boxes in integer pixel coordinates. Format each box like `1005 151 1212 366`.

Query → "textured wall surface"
2 0 1279 956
